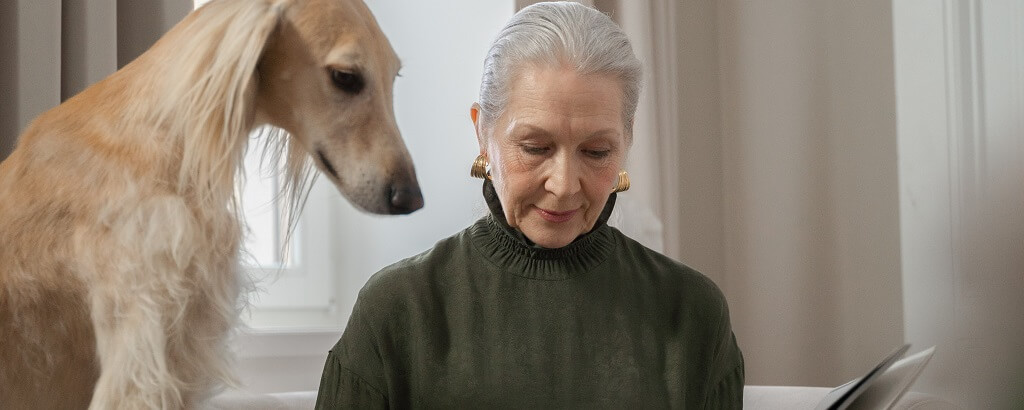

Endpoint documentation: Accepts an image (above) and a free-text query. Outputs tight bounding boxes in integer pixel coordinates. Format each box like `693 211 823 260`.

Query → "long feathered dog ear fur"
159 0 317 268
136 0 289 205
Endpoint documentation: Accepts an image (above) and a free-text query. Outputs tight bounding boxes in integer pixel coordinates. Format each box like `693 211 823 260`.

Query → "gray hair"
478 1 642 137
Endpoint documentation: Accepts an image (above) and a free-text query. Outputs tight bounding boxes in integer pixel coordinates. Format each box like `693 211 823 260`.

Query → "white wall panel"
895 0 1024 406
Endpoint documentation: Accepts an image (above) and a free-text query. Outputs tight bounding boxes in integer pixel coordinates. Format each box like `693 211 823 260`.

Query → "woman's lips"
535 207 578 223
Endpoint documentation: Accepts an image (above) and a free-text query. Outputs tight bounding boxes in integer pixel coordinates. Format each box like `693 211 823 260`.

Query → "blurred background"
0 0 1020 408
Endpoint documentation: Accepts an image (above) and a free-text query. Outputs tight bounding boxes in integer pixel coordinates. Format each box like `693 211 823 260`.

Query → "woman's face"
472 65 628 248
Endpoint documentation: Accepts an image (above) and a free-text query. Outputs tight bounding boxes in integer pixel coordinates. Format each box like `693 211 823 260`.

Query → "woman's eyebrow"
507 122 553 139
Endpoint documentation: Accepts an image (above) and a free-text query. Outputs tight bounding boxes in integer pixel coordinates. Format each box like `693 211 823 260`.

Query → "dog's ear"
152 0 291 202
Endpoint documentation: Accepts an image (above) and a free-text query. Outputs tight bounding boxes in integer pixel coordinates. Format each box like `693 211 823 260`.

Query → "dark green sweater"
316 185 744 409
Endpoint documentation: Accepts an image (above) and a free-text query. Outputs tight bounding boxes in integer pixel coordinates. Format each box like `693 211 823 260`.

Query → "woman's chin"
519 214 596 248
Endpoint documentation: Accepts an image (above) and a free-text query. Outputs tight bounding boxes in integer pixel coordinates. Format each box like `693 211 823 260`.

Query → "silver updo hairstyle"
478 1 643 137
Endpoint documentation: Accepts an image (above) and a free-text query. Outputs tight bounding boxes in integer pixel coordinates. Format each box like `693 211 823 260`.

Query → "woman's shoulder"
357 225 476 304
606 226 728 307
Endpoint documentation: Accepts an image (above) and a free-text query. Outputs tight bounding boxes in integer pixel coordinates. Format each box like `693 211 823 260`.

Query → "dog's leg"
88 285 238 409
166 281 242 405
80 195 211 409
89 293 186 409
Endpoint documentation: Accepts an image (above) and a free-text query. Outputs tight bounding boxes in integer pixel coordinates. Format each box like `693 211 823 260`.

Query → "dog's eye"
329 69 364 94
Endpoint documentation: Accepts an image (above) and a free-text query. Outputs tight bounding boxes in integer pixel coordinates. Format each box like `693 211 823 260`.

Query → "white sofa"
205 386 960 409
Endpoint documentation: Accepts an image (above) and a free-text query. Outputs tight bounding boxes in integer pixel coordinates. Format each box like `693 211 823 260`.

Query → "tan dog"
0 0 421 408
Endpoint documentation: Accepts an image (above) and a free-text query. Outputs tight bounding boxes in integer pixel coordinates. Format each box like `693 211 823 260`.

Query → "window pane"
241 143 281 267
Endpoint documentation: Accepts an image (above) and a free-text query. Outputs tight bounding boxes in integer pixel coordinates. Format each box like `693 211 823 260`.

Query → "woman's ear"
470 103 485 153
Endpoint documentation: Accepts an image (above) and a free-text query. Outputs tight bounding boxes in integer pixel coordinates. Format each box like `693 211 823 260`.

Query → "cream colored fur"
0 0 419 408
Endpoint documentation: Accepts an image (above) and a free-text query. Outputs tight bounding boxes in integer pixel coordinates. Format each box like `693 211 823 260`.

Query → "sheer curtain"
0 0 190 162
894 1 1024 406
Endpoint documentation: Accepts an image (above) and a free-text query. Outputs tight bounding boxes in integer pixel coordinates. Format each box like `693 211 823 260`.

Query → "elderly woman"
315 2 743 408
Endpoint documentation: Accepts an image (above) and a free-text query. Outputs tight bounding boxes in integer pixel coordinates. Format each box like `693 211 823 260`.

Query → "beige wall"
712 0 903 386
673 0 725 289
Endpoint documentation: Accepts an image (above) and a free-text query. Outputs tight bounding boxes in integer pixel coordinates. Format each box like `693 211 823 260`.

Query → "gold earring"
612 170 630 193
470 154 492 180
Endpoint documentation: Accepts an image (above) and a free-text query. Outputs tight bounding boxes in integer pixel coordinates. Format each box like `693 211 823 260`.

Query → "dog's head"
254 0 422 215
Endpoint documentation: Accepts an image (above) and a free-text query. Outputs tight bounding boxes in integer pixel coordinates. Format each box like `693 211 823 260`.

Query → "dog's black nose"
388 184 424 214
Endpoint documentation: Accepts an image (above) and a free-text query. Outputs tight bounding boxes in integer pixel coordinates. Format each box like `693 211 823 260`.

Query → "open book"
815 344 936 410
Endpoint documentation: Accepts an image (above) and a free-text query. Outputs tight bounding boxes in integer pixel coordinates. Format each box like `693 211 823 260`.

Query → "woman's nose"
544 156 581 197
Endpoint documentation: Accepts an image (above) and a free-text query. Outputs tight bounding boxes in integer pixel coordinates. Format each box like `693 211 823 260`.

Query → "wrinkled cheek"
586 194 610 225
507 207 522 229
493 179 521 228
582 209 600 231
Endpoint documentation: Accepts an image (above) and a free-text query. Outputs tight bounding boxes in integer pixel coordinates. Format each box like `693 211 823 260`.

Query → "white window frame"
239 142 343 331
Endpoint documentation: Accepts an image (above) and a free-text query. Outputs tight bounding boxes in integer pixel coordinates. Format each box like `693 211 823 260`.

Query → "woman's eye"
329 69 365 94
521 145 549 155
583 149 611 159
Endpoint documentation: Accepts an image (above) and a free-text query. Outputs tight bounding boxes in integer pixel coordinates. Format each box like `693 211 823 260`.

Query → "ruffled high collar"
469 180 617 280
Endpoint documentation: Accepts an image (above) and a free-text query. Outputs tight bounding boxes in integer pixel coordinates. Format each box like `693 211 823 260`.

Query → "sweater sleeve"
315 296 389 410
702 287 745 410
314 353 387 410
703 333 745 409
